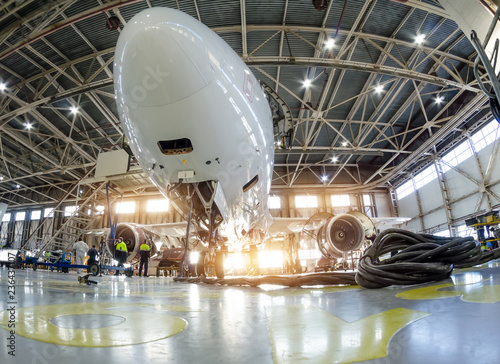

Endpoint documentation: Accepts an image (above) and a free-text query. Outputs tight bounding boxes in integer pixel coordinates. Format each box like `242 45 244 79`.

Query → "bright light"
24 123 32 130
325 38 335 49
0 83 6 92
15 184 20 189
70 106 79 114
415 34 426 45
374 84 384 93
190 251 200 264
0 176 3 180
303 79 312 88
341 141 348 147
321 175 328 182
258 250 283 269
435 95 444 104
224 253 245 270
79 189 83 194
331 156 338 163
115 201 136 214
146 198 169 212
275 140 282 147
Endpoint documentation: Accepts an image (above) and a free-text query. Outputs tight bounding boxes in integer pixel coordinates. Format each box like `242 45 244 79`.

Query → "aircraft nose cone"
115 9 216 107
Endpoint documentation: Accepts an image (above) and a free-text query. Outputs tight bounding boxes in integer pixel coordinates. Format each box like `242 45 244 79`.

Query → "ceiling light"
325 38 335 49
24 123 32 130
374 85 384 93
0 83 6 92
79 189 83 194
321 175 328 182
435 95 444 104
303 79 312 88
70 106 79 114
331 156 338 163
341 141 348 147
415 34 426 45
0 176 4 181
16 184 20 189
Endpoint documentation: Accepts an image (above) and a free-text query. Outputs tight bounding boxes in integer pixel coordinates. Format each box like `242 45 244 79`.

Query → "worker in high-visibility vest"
114 237 128 276
138 240 151 277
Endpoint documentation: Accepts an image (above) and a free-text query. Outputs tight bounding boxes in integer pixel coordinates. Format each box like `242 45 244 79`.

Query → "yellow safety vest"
140 243 150 251
116 241 128 251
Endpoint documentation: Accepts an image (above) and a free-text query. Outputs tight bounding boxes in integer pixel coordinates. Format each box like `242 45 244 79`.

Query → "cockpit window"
158 138 193 155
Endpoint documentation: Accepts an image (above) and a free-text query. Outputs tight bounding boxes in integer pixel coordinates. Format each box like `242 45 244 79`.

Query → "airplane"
112 7 405 278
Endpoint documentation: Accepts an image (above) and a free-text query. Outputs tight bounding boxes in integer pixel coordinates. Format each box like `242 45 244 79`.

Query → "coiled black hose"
356 228 500 289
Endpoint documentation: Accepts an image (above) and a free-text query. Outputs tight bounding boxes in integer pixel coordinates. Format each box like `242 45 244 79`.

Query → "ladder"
21 166 107 256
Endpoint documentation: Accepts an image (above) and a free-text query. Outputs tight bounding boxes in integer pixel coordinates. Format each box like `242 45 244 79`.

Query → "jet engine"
302 211 376 259
105 223 159 262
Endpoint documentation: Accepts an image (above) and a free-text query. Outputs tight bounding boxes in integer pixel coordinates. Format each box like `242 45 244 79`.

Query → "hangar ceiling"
0 0 493 209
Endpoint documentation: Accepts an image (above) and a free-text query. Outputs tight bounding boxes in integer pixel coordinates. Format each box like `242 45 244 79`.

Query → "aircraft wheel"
32 262 37 271
215 252 225 278
125 268 134 277
89 262 100 276
62 267 69 273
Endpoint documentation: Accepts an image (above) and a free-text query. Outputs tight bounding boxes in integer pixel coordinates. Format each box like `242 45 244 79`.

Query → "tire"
33 262 37 271
89 262 100 276
62 267 69 273
215 252 225 278
196 252 207 277
125 268 133 277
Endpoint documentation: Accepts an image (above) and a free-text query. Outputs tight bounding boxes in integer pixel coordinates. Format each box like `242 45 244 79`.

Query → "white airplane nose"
116 8 219 107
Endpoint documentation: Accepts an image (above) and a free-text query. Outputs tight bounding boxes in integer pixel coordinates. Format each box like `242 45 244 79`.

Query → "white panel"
453 194 484 219
417 179 442 212
477 142 500 183
423 209 448 231
0 203 7 222
95 150 130 178
445 164 480 202
404 219 421 233
374 193 392 216
398 193 419 219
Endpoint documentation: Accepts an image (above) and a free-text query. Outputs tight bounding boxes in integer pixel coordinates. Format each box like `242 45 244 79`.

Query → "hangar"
1 0 500 363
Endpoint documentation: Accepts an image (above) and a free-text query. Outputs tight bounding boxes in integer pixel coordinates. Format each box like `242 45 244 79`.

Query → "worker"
73 239 88 274
115 237 128 276
87 244 99 266
138 240 151 277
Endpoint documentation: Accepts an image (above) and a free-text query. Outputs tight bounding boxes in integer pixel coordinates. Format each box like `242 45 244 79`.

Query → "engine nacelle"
304 211 375 259
105 223 159 262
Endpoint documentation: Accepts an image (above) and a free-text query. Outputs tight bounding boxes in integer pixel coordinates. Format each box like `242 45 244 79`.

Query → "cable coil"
356 228 500 289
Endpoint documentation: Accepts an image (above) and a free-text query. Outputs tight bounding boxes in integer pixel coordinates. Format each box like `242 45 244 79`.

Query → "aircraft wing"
267 215 411 236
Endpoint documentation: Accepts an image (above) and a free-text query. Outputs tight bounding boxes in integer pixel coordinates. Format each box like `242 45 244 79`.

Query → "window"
434 230 450 237
116 201 136 214
363 194 372 207
269 196 281 209
2 213 11 222
295 195 318 208
471 120 500 152
455 224 477 239
44 208 54 218
31 210 41 220
95 205 105 215
146 199 169 212
414 165 437 189
64 205 78 217
15 212 25 221
441 140 473 173
331 194 351 207
396 180 414 200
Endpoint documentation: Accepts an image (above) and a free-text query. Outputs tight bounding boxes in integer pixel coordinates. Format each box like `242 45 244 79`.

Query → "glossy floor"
1 262 500 363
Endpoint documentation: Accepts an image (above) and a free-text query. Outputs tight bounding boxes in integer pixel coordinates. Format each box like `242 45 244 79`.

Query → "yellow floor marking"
133 291 224 299
396 284 463 300
397 277 491 301
266 305 429 364
461 285 500 303
0 303 187 347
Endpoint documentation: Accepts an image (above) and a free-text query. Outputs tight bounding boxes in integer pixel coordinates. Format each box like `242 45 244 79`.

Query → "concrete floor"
2 262 500 363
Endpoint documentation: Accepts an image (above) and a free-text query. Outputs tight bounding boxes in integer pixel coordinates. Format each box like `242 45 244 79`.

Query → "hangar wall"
396 122 500 235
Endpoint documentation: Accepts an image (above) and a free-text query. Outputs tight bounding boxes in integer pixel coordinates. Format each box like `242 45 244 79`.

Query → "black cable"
355 228 500 289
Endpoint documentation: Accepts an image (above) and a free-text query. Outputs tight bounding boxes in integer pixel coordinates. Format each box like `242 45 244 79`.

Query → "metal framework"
0 0 493 212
